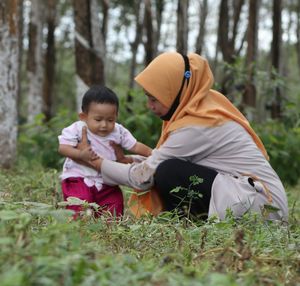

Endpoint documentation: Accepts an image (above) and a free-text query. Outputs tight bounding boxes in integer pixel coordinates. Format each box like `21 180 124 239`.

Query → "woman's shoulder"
170 121 249 139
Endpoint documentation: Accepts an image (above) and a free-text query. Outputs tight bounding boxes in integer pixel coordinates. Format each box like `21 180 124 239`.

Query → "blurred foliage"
255 121 300 186
17 106 300 187
53 43 77 112
17 90 300 187
18 109 77 170
17 42 300 186
214 56 290 122
118 89 161 149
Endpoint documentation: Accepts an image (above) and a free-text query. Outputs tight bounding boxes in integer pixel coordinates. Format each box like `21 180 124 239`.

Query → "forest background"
1 0 300 184
0 1 299 285
1 0 300 185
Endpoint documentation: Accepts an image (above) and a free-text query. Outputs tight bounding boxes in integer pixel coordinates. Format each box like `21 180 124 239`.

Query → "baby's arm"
129 142 152 157
111 125 152 164
110 141 152 164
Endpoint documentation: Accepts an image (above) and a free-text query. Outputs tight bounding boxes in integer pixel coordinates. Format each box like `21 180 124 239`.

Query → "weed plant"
0 166 299 286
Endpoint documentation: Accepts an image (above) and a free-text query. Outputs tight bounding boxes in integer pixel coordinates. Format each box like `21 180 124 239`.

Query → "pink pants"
61 177 124 218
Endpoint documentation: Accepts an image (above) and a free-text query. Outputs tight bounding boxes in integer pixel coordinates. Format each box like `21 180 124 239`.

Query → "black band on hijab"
160 54 191 121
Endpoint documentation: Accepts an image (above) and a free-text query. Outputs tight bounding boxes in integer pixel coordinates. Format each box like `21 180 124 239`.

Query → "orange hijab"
128 52 268 217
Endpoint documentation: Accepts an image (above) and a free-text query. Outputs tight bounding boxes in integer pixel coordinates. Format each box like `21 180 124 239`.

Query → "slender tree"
17 0 24 121
143 0 164 65
128 0 144 104
26 0 44 123
144 0 154 65
242 0 260 120
43 0 57 121
270 0 282 118
176 0 189 54
0 0 19 168
144 0 155 65
217 0 230 62
195 0 208 55
101 0 109 44
217 0 245 63
154 0 164 55
73 0 106 111
296 1 300 73
130 1 144 79
160 0 176 50
216 0 245 96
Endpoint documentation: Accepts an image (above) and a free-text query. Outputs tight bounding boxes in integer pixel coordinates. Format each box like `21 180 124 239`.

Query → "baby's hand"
110 141 125 161
110 141 133 164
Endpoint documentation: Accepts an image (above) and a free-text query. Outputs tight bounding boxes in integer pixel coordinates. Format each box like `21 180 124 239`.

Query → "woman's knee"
154 159 184 185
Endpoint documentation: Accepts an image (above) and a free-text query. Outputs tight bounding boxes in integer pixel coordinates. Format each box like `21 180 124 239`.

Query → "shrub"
18 109 77 169
255 121 300 186
118 89 161 149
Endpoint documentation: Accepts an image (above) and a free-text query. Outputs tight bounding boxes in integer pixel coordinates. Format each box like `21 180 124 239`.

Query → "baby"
58 85 152 218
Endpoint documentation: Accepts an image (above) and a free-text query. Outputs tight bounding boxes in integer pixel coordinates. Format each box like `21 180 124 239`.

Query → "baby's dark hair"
81 85 119 113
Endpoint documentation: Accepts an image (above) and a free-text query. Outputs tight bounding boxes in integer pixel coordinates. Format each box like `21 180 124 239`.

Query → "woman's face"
146 93 169 117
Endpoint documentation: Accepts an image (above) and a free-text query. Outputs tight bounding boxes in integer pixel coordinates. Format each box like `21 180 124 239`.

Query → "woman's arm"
79 126 211 189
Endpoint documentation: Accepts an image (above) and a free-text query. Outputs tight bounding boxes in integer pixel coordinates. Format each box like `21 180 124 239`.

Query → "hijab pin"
184 71 191 79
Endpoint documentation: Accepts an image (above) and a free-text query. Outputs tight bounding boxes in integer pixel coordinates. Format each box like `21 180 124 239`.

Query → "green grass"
0 166 299 286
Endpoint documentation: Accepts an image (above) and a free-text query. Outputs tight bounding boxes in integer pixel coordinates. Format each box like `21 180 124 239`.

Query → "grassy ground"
0 166 299 286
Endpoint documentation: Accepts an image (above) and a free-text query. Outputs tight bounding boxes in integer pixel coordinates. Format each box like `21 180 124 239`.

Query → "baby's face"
82 102 117 137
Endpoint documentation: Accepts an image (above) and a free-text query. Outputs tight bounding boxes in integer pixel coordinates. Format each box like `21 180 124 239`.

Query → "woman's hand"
77 144 98 162
76 127 103 170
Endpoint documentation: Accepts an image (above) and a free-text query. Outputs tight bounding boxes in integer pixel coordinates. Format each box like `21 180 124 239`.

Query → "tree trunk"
101 0 109 44
218 0 244 64
73 0 106 111
217 0 245 97
43 0 57 121
242 0 259 120
144 0 154 65
26 0 44 123
270 0 282 119
217 0 230 61
296 1 300 74
0 0 19 168
154 0 164 55
195 0 208 55
17 0 24 122
126 0 144 110
160 1 176 50
230 0 245 57
143 0 164 65
176 0 189 54
129 0 144 91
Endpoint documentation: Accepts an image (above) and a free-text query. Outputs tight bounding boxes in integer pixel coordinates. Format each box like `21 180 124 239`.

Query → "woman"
80 52 288 221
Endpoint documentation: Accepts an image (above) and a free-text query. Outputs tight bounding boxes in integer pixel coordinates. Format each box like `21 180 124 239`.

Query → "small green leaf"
170 186 182 193
263 204 281 212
